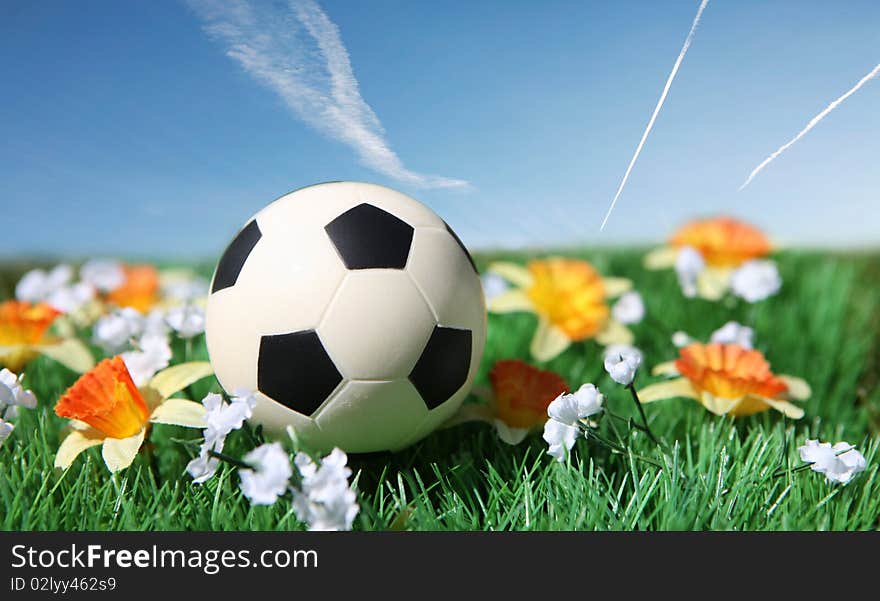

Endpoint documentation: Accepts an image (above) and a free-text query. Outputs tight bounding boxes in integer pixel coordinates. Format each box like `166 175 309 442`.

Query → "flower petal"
487 289 535 314
643 246 679 270
637 379 698 404
101 429 146 473
149 398 207 428
530 317 571 362
779 376 811 401
596 320 634 346
651 361 680 377
601 277 633 299
39 339 96 374
54 428 104 469
442 402 495 428
696 268 733 301
493 420 530 445
148 361 214 399
487 262 533 288
699 392 742 416
759 397 805 419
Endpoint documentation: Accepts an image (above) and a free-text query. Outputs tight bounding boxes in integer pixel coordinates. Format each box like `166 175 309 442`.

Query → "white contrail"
739 62 880 191
600 0 709 231
188 0 469 189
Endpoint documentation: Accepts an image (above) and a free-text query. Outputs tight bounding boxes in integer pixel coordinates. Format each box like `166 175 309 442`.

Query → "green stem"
626 384 659 445
208 449 253 470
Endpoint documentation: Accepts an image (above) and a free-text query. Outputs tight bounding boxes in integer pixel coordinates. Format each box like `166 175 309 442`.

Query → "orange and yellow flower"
644 217 774 300
669 217 772 268
638 343 809 418
107 265 160 313
449 360 568 444
487 258 634 361
54 357 213 472
0 300 93 373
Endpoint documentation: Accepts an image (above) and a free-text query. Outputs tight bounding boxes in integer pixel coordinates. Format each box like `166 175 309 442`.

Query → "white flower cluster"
16 263 96 314
798 439 867 485
0 369 38 449
238 444 360 531
671 321 754 350
542 384 604 462
674 246 781 303
292 448 360 531
187 390 257 484
603 345 642 386
184 391 359 531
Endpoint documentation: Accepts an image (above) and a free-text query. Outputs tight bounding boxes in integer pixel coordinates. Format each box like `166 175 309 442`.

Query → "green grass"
2 249 879 531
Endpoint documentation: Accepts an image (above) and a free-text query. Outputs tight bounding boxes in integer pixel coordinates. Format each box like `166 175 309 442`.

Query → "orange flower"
670 217 771 268
107 265 159 312
55 357 150 439
490 360 568 429
0 301 60 346
676 344 788 403
53 358 214 472
638 343 810 418
487 258 634 361
448 360 568 444
0 301 62 371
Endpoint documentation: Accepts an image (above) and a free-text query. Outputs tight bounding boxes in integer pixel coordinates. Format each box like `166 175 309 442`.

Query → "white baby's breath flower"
543 384 604 462
166 304 206 339
798 439 867 485
45 282 95 314
730 260 781 303
0 368 37 410
603 347 642 386
672 331 694 348
162 276 209 303
611 291 645 325
186 390 257 484
92 308 145 354
292 448 359 531
0 419 13 448
542 419 580 462
481 273 510 302
15 264 73 303
121 333 172 386
675 246 705 298
143 309 170 337
80 259 125 293
239 442 293 505
204 390 257 443
710 321 755 349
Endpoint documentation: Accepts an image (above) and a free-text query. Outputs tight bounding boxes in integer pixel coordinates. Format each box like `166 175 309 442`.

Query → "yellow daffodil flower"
638 343 809 418
0 300 94 373
643 217 773 300
487 258 634 361
54 356 214 472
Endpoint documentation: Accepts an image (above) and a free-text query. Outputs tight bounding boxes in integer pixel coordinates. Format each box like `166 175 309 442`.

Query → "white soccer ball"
206 182 486 453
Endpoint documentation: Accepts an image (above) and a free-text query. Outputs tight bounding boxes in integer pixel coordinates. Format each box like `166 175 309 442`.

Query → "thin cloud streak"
600 0 709 231
189 0 469 189
739 62 880 191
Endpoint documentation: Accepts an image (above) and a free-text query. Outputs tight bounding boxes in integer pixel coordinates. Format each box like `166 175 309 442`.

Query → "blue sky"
2 0 878 260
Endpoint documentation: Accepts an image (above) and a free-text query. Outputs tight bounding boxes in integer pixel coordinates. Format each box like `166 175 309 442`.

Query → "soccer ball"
205 182 486 453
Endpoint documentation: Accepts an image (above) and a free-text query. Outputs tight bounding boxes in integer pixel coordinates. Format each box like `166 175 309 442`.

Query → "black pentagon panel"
258 330 342 416
325 203 414 269
409 326 472 410
212 220 262 293
444 222 478 273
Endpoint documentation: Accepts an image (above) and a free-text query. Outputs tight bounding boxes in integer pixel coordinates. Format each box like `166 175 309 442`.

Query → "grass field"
2 249 879 531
